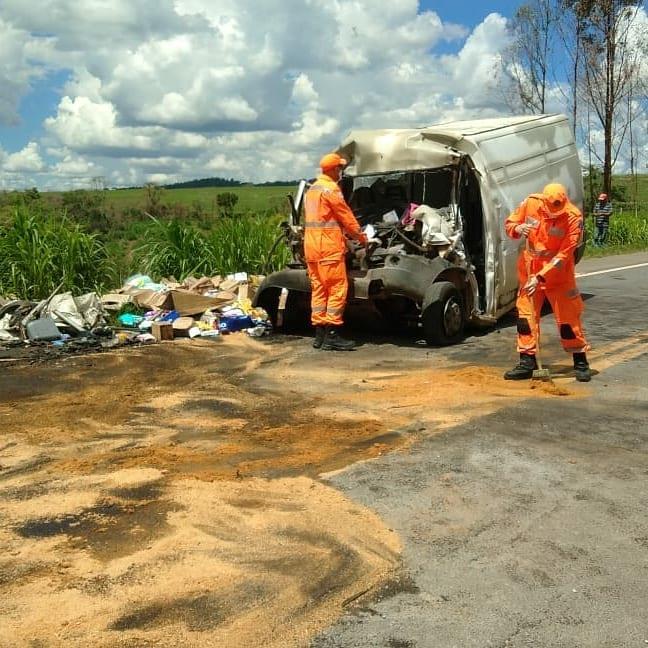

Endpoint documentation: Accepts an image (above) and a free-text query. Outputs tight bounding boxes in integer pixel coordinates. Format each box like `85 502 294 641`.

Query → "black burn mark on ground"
16 498 181 561
109 483 163 501
108 585 267 632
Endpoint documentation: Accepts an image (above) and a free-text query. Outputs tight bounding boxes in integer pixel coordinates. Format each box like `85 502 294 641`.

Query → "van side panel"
470 118 583 315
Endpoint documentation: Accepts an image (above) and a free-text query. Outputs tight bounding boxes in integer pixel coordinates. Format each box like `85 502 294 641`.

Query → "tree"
500 0 558 114
574 0 644 194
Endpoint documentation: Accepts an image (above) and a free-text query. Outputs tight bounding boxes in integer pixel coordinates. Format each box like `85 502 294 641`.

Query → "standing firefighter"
593 192 612 246
304 153 367 351
503 183 592 382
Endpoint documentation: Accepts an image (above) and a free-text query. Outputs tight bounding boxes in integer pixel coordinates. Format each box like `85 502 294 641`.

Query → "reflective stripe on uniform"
303 220 341 229
528 248 555 258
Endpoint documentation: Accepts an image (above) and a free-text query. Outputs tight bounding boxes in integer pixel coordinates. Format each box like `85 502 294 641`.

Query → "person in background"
593 193 612 246
503 183 592 382
303 153 367 351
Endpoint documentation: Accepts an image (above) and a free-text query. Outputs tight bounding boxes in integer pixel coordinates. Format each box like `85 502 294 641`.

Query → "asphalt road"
313 251 648 648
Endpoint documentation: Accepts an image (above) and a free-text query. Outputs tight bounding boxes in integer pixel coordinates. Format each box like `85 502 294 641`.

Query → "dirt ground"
0 333 584 648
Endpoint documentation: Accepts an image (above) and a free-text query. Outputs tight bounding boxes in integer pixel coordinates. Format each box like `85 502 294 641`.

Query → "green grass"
611 174 648 205
583 209 648 258
0 207 114 299
136 214 290 281
95 185 295 215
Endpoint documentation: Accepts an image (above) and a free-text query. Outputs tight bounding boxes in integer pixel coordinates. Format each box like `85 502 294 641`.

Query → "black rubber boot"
322 326 356 351
312 326 326 349
503 353 538 380
573 352 592 382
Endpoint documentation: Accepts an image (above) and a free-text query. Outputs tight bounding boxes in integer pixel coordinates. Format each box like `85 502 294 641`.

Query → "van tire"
422 281 465 346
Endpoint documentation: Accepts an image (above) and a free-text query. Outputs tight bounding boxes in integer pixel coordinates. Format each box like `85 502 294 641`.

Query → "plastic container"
118 313 144 327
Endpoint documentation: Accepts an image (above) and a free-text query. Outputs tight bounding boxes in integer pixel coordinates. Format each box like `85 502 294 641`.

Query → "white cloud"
3 142 45 172
0 1 533 187
0 18 51 125
51 152 95 176
44 96 208 157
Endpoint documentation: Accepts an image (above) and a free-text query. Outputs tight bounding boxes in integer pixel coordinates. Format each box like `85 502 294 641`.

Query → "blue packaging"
219 314 254 332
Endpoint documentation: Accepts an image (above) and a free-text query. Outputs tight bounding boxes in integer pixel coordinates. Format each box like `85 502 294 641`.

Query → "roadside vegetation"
0 206 113 300
0 184 294 297
0 176 645 298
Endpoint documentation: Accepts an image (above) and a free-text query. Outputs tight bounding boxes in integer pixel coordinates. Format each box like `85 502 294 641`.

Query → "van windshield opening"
341 169 453 226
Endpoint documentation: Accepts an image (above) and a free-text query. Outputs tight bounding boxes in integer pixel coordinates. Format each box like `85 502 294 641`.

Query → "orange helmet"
598 193 608 201
319 153 348 171
542 183 568 216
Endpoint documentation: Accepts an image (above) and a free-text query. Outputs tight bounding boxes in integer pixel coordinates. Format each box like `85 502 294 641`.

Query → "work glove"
524 275 539 295
515 223 533 238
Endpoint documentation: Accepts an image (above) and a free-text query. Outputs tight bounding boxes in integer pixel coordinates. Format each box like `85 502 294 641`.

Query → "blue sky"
420 1 522 27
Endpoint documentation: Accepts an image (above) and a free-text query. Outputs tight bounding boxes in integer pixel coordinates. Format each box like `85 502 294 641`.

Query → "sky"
0 1 644 190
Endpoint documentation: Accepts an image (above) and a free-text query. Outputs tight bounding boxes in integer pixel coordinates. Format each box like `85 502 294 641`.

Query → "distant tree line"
161 177 299 189
163 177 245 189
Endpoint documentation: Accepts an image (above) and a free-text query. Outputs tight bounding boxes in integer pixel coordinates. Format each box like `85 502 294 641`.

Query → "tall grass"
584 211 648 254
137 214 290 280
0 207 113 299
135 217 217 279
210 215 290 276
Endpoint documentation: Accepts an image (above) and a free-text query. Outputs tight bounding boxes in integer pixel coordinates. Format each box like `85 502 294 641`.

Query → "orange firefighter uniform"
505 184 590 356
303 158 366 327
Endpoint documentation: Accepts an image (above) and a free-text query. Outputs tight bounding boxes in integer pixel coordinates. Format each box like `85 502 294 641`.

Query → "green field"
102 184 296 215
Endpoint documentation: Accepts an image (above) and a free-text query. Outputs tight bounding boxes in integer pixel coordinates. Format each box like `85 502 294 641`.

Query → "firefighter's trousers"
307 259 348 327
516 281 589 355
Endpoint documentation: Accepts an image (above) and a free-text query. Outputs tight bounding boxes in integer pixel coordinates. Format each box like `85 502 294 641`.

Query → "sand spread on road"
0 337 580 647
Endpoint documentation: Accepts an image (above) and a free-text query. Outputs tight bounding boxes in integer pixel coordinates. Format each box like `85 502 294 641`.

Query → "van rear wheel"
422 281 465 346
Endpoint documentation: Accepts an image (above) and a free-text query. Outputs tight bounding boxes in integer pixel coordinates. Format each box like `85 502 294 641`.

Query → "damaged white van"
254 114 585 345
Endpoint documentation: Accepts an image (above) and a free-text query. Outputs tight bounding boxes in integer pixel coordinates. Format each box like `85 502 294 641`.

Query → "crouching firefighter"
304 153 367 351
504 183 592 382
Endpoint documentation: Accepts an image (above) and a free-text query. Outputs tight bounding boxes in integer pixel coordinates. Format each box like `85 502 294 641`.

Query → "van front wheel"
422 281 465 346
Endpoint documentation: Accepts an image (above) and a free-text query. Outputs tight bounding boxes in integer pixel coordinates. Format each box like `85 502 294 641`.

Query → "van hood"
338 115 566 176
339 129 462 176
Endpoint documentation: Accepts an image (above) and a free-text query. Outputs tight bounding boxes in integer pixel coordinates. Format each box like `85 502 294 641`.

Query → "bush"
584 211 648 252
62 190 109 233
216 192 239 217
0 207 114 299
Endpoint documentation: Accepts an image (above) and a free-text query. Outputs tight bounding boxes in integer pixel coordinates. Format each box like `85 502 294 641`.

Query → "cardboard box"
172 317 195 337
151 321 173 341
169 289 235 316
128 288 174 311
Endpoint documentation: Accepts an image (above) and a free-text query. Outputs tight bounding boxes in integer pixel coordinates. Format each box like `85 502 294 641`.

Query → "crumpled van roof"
339 114 568 176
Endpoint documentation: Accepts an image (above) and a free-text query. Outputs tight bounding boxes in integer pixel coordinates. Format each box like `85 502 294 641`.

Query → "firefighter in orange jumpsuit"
304 153 367 351
504 183 592 382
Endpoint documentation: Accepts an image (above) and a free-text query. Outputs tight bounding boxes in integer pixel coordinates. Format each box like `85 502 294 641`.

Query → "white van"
255 114 584 345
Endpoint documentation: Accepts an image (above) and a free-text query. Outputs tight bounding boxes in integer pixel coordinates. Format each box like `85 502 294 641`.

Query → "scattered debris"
0 272 272 362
